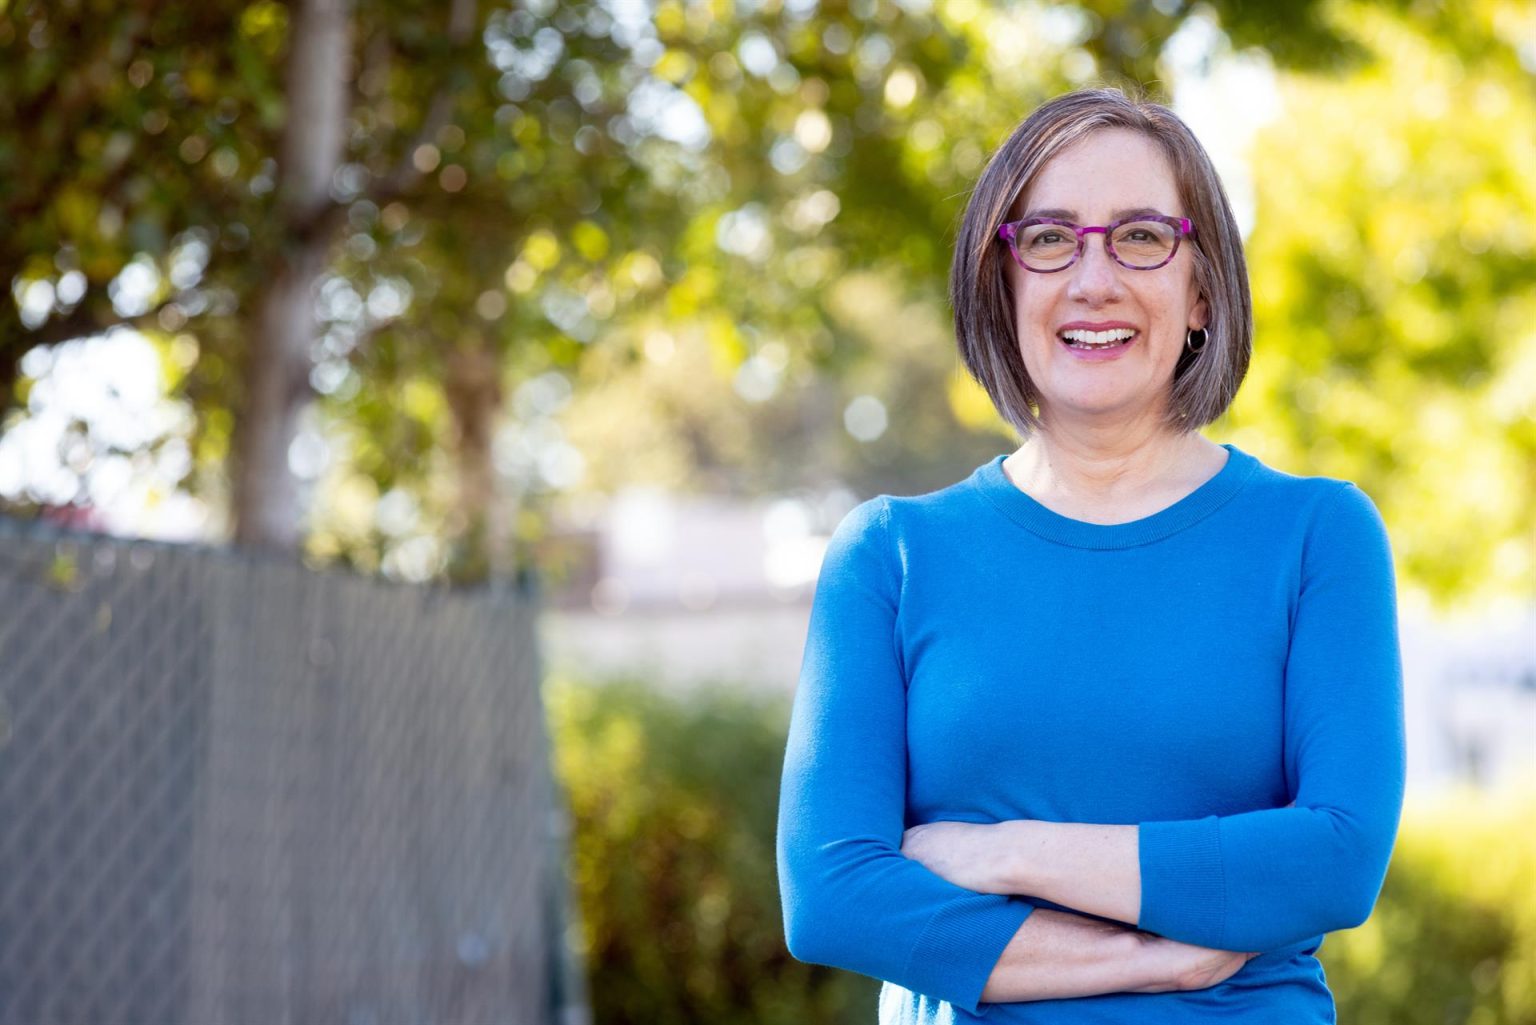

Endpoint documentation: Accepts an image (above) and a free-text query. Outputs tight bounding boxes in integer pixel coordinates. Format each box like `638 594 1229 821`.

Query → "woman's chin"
1040 388 1159 421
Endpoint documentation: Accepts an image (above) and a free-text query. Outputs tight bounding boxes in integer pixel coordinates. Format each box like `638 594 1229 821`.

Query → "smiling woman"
998 133 1207 417
776 87 1405 1024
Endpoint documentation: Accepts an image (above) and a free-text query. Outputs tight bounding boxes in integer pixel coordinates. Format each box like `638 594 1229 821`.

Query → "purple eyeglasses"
997 215 1195 272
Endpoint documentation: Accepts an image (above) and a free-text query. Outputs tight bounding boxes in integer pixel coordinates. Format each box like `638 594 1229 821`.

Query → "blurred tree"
234 0 355 550
0 3 262 384
0 0 280 534
19 0 1507 597
1235 0 1536 609
555 0 1375 503
315 2 675 582
0 0 670 575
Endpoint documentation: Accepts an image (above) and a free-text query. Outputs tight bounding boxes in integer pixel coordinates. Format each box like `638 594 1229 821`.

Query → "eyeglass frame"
997 214 1196 273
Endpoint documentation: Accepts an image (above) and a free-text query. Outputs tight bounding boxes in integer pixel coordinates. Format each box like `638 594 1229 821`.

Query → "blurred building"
1399 602 1536 792
537 484 844 699
540 488 1536 796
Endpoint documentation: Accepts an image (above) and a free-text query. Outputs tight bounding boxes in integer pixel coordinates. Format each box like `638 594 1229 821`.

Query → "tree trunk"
232 0 352 550
444 333 505 584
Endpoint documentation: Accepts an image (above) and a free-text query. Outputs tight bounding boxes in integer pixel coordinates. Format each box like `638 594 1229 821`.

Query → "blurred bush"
547 676 1535 1024
1326 784 1536 1025
545 675 877 1025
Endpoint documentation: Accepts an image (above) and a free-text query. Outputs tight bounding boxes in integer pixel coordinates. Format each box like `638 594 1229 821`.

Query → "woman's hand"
899 820 1019 894
1124 931 1261 993
976 909 1255 1004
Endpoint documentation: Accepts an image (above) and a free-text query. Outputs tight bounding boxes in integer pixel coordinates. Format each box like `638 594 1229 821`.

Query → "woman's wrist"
980 910 1152 1003
994 818 1141 924
1121 929 1181 992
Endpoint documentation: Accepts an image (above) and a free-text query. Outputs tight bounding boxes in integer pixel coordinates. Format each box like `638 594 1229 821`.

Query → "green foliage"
549 676 1536 1023
6 0 1529 605
1324 786 1536 1024
545 674 877 1025
1238 0 1536 610
0 1 282 382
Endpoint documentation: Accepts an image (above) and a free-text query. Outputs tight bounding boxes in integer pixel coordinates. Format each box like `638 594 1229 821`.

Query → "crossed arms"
775 487 1406 1013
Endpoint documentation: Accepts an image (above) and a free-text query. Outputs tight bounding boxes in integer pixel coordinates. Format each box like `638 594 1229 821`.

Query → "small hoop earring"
1185 327 1208 353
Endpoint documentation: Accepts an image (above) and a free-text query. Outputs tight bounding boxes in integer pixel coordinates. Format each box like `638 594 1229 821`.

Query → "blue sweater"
776 443 1406 1022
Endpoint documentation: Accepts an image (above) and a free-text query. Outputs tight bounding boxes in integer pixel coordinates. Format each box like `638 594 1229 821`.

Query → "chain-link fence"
0 518 585 1025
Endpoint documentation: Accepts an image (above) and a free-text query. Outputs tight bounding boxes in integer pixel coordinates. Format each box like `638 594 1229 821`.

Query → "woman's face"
1004 127 1207 428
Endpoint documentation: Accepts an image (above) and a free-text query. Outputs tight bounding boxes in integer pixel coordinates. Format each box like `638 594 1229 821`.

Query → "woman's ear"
1189 293 1210 332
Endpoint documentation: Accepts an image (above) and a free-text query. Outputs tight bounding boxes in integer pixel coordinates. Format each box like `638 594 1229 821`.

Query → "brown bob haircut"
950 87 1253 437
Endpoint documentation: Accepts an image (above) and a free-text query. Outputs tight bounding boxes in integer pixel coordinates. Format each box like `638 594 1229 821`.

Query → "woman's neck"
1003 430 1223 517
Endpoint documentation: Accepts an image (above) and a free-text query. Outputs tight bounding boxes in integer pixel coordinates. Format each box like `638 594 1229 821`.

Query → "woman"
775 88 1405 1023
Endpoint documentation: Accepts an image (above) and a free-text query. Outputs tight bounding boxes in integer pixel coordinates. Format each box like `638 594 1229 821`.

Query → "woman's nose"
1066 235 1125 305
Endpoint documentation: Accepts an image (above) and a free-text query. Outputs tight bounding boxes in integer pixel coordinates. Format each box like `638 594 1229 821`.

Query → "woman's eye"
1033 231 1066 245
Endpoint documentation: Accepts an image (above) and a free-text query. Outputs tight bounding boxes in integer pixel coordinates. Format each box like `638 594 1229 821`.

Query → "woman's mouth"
1058 328 1138 360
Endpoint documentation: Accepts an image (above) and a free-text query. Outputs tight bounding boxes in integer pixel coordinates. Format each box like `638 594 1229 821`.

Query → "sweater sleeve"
776 497 1036 1015
1136 482 1407 951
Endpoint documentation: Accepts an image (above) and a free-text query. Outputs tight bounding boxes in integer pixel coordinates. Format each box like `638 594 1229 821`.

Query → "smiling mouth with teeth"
1059 328 1138 349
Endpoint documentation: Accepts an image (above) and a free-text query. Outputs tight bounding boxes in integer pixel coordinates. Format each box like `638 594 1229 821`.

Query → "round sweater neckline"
971 442 1260 549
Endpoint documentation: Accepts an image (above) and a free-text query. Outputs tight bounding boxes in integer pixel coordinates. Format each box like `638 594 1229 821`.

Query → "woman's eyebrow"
1020 206 1166 220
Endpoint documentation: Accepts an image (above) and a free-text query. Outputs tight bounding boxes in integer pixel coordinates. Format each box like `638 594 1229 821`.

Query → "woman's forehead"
1018 129 1180 218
